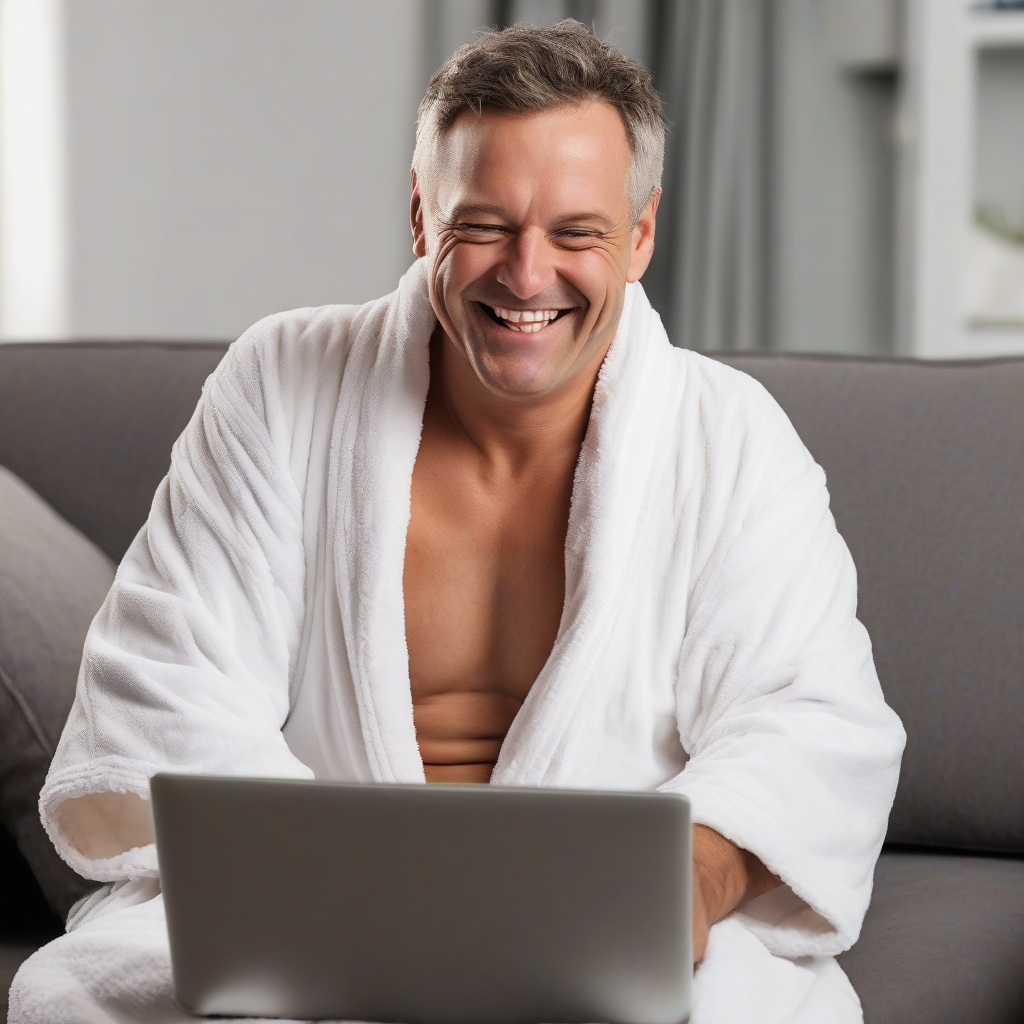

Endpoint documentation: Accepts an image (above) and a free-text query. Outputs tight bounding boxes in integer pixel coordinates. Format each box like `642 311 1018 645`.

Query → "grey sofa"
1 341 1022 1023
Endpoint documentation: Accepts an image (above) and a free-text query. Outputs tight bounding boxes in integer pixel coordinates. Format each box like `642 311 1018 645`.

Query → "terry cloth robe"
11 258 905 1024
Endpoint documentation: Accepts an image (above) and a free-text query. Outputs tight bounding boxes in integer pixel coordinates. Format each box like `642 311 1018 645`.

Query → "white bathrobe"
11 259 905 1024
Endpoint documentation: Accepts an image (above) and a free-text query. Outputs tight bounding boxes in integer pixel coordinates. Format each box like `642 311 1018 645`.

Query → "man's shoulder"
655 344 816 490
184 291 400 447
233 297 389 376
211 291 398 403
663 346 793 437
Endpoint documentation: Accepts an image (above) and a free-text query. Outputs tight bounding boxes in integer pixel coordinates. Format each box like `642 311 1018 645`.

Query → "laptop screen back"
152 774 691 1024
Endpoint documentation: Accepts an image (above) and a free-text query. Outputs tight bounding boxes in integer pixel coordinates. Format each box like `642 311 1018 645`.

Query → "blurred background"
1 0 1022 358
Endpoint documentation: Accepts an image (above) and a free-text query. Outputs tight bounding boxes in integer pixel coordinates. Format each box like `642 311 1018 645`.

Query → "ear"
410 169 427 258
626 188 661 283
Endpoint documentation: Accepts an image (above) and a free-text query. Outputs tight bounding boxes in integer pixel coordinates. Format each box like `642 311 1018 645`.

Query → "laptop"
150 773 692 1024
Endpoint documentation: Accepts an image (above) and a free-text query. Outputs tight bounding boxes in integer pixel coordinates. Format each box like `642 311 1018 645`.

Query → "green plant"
976 203 1024 247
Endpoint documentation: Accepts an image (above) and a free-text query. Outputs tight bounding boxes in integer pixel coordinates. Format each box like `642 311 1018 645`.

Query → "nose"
495 226 557 300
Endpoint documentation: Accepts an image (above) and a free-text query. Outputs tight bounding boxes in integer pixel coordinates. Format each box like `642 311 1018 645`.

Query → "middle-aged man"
11 20 904 1024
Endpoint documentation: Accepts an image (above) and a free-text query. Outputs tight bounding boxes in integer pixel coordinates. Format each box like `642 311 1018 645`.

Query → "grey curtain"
644 0 776 351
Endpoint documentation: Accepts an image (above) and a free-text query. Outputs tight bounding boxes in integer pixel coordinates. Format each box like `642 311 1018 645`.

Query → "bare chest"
403 427 574 782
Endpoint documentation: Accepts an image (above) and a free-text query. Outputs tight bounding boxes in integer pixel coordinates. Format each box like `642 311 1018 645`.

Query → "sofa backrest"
2 342 1021 854
717 352 1024 854
0 342 228 562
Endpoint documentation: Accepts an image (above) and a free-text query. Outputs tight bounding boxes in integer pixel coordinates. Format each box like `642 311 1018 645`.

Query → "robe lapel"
329 259 434 784
491 284 681 787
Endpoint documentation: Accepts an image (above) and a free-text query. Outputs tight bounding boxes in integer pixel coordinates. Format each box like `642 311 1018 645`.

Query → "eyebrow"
450 204 511 221
552 212 616 230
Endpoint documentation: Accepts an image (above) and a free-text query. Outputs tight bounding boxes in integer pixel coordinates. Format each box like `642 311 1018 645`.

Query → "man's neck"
429 325 610 482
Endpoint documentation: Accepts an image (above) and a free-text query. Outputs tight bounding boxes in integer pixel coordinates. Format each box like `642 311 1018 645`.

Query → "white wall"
0 0 68 337
1 0 423 341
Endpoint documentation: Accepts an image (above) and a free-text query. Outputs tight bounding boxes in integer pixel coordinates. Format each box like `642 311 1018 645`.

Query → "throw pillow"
0 464 115 918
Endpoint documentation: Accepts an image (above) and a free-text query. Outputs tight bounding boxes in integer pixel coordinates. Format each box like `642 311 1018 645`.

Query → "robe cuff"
661 777 862 957
39 757 161 882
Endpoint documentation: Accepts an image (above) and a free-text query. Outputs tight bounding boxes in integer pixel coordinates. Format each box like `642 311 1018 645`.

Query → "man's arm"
41 324 317 880
692 825 781 962
665 366 904 961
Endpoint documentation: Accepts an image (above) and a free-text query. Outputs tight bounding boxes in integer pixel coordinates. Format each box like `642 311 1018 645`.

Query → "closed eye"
457 222 508 234
553 228 605 249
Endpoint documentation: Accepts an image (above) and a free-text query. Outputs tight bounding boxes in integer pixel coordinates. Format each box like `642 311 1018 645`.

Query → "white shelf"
897 3 1024 358
963 324 1024 356
969 10 1024 48
919 324 1024 360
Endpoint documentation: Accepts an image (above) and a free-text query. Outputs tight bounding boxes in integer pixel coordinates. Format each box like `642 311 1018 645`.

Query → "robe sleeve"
662 371 906 959
40 321 315 882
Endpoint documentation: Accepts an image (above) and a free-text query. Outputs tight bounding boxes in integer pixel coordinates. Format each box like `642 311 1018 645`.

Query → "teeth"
489 305 562 331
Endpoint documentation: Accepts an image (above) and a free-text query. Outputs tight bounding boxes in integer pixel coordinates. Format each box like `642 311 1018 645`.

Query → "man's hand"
692 824 782 963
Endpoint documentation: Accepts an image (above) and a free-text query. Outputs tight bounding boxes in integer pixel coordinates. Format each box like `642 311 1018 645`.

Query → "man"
11 21 904 1024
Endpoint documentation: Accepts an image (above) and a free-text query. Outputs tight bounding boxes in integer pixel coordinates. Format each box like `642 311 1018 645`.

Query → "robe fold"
10 258 905 1024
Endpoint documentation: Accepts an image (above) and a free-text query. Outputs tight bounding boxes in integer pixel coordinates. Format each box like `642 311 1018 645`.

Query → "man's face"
411 101 658 401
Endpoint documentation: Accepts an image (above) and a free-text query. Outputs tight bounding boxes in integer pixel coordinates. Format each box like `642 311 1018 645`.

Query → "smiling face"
411 101 659 402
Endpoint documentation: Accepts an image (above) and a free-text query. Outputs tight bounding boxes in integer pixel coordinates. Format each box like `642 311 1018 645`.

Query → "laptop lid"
151 774 692 1024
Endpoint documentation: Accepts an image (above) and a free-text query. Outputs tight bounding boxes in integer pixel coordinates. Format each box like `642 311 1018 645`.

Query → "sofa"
1 340 1022 1023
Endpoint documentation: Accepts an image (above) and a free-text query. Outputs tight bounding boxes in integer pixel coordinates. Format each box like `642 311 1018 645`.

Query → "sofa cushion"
838 850 1024 1024
0 465 113 918
716 354 1024 853
0 341 227 562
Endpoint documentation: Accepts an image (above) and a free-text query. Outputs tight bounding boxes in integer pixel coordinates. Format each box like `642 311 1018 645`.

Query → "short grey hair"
413 19 666 225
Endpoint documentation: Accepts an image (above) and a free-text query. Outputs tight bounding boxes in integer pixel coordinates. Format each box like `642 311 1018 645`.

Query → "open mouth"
479 303 571 334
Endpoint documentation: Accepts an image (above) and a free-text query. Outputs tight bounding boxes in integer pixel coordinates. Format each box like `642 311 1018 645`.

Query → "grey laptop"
150 774 692 1024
